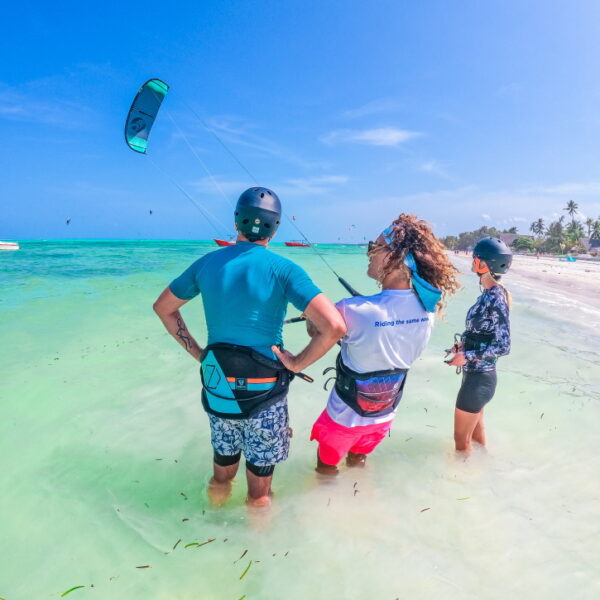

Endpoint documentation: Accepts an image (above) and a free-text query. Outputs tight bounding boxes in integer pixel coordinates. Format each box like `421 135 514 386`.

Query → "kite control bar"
284 276 362 325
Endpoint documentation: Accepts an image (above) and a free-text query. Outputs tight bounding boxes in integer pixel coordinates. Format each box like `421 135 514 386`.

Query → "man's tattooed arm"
176 315 194 350
153 287 203 362
171 311 202 360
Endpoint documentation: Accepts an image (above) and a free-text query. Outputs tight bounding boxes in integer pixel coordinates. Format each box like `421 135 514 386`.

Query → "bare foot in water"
246 494 272 508
207 477 233 507
346 452 367 467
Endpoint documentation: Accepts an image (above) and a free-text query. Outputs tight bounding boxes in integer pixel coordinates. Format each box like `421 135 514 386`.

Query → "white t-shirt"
326 289 434 427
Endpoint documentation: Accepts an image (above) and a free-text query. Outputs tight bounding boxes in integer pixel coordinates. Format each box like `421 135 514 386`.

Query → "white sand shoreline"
450 253 600 316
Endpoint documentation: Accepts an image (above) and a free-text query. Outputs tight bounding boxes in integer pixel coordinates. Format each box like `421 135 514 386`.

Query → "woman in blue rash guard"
446 237 513 452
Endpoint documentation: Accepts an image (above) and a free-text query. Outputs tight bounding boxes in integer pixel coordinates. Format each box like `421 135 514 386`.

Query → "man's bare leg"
246 466 274 508
208 461 239 506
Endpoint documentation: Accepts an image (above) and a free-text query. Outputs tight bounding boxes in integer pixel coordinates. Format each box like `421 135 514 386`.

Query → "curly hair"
379 214 460 312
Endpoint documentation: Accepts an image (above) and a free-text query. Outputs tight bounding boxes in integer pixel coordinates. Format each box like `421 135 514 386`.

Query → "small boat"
285 241 310 247
214 239 235 247
0 241 19 251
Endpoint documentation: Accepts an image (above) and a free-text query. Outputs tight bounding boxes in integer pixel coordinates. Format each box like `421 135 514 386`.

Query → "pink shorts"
310 410 393 466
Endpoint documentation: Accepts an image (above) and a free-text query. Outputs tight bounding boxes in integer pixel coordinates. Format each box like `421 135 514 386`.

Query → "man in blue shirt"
153 187 345 508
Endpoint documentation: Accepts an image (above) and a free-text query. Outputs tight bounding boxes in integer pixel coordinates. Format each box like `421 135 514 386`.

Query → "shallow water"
1 242 598 599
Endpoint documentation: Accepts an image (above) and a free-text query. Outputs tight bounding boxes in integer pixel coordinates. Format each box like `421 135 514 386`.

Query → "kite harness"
322 353 408 417
200 343 313 419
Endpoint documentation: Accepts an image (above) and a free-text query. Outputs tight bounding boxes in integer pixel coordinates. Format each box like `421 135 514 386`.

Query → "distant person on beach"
446 237 512 452
276 215 458 473
153 187 345 507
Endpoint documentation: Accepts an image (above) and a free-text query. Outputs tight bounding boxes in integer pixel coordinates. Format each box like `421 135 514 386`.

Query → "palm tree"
529 218 545 238
565 220 585 250
585 217 594 237
563 200 579 223
545 219 566 252
592 220 600 240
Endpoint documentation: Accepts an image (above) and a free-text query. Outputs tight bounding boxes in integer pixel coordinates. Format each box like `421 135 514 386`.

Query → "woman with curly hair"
303 214 459 473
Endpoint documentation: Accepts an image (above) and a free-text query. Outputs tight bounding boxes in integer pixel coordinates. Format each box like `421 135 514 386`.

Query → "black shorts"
456 370 497 414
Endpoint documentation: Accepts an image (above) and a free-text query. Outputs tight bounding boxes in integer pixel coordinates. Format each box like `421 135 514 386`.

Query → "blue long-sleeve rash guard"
463 285 511 372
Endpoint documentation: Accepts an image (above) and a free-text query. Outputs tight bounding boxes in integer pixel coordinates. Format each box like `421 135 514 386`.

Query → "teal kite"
124 78 170 153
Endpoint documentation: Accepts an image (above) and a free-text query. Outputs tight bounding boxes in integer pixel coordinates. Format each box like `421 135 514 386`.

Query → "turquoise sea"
1 241 598 599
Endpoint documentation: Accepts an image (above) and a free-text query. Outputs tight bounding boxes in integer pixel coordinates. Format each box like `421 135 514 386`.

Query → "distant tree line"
442 201 600 254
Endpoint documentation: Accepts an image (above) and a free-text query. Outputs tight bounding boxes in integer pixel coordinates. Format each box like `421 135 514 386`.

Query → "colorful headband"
404 252 442 313
379 225 441 313
381 225 397 248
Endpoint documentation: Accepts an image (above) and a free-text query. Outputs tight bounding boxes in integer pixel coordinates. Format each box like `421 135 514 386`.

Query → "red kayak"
214 239 235 246
285 241 310 247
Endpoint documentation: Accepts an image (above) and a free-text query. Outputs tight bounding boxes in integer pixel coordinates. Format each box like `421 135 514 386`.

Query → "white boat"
0 241 19 251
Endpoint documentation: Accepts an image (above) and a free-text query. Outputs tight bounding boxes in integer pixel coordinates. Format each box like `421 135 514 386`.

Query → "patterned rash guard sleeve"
464 288 511 366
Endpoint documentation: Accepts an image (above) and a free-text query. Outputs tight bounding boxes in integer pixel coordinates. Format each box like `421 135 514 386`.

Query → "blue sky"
2 0 600 241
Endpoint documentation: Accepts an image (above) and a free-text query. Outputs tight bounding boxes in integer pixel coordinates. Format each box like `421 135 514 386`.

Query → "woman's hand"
451 341 463 354
446 351 467 367
271 346 302 373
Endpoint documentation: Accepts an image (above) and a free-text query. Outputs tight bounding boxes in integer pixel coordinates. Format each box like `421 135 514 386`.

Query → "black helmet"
473 237 513 274
234 187 282 242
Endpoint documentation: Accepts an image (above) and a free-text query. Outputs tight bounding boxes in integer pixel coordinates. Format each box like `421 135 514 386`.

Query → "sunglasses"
367 240 387 254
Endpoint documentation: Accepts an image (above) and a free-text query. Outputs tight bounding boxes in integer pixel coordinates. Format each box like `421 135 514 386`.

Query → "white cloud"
0 84 95 127
342 98 401 119
201 115 326 170
419 161 438 173
496 82 522 98
481 213 492 221
190 176 250 196
278 175 349 196
321 127 420 147
417 160 453 180
527 182 600 196
283 180 600 240
190 174 349 198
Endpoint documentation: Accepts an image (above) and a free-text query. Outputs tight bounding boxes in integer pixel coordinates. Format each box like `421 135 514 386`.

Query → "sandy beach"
451 253 600 324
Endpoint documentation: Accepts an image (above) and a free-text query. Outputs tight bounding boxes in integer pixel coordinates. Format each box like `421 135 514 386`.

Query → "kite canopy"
124 78 169 153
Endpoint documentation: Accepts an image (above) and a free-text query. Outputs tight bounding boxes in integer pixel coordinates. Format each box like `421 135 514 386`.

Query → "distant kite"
124 79 170 153
66 217 71 225
149 210 153 215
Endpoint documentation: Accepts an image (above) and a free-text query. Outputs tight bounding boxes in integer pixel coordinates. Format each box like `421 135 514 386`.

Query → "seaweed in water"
61 586 85 597
173 539 181 550
234 549 248 563
239 560 253 580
